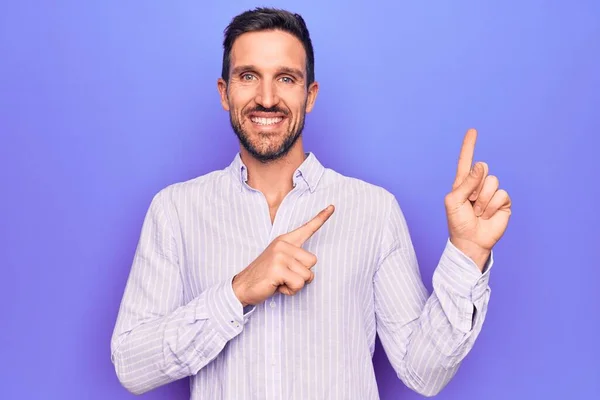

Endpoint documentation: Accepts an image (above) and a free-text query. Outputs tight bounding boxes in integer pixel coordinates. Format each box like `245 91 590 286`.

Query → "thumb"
453 162 485 202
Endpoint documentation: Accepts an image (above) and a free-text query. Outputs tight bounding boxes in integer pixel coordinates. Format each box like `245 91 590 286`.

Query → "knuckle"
486 174 499 187
444 192 456 207
273 251 284 263
303 269 312 281
285 285 299 295
271 261 285 275
291 276 305 289
272 240 285 252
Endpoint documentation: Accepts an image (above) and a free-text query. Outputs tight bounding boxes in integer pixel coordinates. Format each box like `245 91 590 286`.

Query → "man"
110 7 511 399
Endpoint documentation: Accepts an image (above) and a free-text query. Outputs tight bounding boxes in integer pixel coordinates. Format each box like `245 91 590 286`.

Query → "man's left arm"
375 129 511 396
373 196 492 397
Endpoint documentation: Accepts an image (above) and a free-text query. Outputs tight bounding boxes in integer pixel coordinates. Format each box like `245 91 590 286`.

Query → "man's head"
217 8 319 163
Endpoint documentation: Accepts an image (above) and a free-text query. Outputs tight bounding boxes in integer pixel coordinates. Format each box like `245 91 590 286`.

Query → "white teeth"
251 117 283 125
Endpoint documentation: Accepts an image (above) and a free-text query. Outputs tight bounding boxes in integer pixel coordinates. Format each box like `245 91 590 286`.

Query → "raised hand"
444 129 512 270
232 205 335 306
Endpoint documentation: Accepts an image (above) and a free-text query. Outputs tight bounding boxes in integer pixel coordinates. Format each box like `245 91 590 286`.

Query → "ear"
305 81 319 113
217 78 230 111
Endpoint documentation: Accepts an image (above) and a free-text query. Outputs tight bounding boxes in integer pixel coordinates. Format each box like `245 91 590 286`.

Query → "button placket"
265 184 303 400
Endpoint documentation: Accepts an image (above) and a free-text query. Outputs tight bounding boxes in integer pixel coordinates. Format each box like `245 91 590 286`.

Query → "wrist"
231 274 249 307
449 238 490 272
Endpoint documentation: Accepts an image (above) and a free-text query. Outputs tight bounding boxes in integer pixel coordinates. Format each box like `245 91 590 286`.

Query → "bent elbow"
416 386 444 398
398 367 450 398
112 352 152 396
404 380 444 397
405 381 446 398
114 366 151 395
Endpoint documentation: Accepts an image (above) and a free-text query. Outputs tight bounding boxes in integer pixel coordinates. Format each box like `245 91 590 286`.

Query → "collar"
227 152 325 193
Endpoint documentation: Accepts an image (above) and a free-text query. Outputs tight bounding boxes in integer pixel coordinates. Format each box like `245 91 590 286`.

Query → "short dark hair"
221 7 315 87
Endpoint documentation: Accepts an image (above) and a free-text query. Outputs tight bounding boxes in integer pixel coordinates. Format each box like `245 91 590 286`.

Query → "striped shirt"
110 152 493 399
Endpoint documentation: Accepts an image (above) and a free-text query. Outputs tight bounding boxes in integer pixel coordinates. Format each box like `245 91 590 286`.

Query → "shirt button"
271 358 276 365
270 301 276 308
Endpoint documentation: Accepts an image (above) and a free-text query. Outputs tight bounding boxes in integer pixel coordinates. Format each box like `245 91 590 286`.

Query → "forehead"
229 30 306 72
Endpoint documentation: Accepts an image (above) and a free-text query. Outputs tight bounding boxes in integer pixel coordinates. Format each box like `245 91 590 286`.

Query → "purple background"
2 1 599 399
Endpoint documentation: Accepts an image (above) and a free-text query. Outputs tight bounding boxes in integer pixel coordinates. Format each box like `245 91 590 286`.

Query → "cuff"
201 276 256 341
436 238 494 302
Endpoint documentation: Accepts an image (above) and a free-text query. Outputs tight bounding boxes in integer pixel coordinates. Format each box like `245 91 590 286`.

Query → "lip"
248 115 287 130
248 112 286 118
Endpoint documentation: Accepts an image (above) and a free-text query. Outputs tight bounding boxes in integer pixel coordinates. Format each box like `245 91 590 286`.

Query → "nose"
255 79 280 109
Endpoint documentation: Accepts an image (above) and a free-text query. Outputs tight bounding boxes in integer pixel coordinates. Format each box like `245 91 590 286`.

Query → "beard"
229 104 306 163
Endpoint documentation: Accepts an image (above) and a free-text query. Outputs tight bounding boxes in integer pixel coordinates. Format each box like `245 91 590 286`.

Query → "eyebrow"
230 65 305 79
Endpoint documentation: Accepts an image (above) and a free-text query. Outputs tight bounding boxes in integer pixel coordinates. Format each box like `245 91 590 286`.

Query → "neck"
240 139 306 203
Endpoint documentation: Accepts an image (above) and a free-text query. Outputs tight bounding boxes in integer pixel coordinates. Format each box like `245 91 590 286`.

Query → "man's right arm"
110 191 254 395
111 192 334 395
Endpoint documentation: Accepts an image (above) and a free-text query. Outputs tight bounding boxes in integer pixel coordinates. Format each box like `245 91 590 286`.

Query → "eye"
279 76 294 84
241 73 256 81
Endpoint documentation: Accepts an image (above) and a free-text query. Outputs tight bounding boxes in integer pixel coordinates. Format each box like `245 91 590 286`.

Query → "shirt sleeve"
373 194 493 397
110 190 256 395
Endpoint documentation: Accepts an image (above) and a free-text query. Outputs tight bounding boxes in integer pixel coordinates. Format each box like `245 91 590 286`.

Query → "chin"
251 144 287 158
233 117 301 162
245 138 294 162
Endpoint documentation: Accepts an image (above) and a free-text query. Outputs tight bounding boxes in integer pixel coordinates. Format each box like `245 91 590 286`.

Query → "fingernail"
474 204 482 216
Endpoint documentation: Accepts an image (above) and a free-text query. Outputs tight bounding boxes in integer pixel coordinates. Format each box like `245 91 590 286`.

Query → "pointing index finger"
453 128 477 189
285 205 335 246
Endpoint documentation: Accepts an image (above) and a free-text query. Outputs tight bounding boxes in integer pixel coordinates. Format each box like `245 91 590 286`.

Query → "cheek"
281 90 308 112
229 85 256 101
227 87 255 111
228 101 249 122
288 102 307 123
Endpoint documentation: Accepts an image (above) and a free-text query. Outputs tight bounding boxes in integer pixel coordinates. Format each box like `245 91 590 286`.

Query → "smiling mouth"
250 116 285 126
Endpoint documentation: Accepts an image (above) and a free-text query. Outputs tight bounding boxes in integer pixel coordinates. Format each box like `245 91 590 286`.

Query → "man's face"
218 30 319 162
